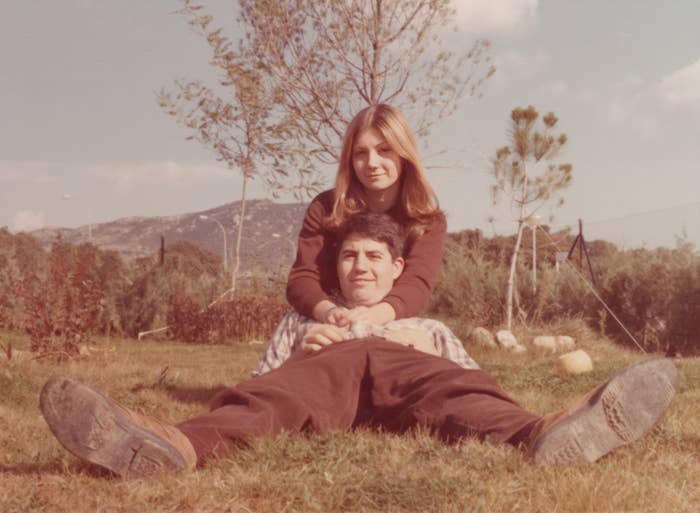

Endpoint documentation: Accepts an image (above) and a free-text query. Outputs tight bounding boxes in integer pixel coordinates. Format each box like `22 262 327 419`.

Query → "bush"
117 241 226 337
428 239 508 329
435 229 700 355
17 241 103 359
0 228 47 329
665 257 700 355
167 290 289 344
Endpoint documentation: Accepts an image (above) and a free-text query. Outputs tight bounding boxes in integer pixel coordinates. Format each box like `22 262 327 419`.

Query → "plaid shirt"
253 312 480 377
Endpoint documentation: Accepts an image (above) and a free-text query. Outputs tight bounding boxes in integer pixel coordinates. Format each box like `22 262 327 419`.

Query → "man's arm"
253 312 308 376
253 312 351 377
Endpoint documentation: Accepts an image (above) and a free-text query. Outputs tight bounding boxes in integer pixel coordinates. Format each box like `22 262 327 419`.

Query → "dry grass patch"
1 330 698 513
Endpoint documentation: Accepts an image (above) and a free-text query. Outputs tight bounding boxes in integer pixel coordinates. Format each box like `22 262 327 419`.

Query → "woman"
287 103 446 326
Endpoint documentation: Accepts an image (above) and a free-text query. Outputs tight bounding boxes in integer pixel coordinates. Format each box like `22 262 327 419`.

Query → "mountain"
30 199 308 273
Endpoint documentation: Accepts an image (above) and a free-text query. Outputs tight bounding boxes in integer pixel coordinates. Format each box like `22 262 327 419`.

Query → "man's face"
337 233 404 307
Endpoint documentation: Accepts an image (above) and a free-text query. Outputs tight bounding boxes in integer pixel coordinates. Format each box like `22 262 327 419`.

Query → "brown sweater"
286 189 447 319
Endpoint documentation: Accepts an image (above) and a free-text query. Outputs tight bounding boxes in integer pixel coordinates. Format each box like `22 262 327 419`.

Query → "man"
40 213 679 478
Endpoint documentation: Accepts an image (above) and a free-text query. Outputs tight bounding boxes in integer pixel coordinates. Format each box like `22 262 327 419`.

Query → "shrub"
117 241 226 337
17 241 103 359
429 239 508 329
0 228 47 329
435 229 700 355
167 290 289 344
665 257 700 355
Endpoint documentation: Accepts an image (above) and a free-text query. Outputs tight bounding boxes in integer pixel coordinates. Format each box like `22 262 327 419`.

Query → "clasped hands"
300 310 439 357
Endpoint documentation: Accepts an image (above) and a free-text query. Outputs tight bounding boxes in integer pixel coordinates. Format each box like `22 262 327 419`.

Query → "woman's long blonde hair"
325 104 442 239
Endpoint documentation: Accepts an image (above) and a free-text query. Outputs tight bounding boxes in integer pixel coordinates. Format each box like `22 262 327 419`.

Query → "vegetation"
159 0 496 294
0 330 697 512
1 226 699 357
167 291 288 344
172 0 495 169
491 106 573 330
1 221 698 511
429 228 700 356
159 24 306 294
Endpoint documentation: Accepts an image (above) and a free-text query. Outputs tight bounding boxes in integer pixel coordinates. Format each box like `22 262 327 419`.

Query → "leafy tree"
161 0 495 293
491 106 573 330
159 11 313 294
233 0 495 163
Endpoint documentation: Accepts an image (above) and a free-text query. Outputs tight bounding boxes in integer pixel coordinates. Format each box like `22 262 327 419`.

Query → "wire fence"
487 200 700 251
567 200 700 250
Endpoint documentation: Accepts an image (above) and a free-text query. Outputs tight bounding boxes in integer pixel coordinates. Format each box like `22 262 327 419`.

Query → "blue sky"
1 0 699 249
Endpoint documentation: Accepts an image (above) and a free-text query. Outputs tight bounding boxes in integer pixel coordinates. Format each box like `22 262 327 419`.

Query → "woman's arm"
286 191 337 320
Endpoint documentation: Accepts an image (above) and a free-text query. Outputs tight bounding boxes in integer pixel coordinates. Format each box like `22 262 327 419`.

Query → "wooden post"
565 219 598 288
580 221 598 288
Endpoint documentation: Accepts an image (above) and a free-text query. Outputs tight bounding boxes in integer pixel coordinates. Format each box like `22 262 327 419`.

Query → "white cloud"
660 57 700 107
0 160 232 191
600 75 659 139
13 210 45 232
453 0 538 35
0 161 61 183
84 161 232 192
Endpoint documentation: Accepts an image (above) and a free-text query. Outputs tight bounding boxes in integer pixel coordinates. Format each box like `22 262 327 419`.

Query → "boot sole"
40 378 187 477
531 358 679 465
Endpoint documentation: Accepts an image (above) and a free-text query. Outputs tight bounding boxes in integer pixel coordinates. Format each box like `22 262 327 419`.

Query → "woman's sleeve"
286 192 335 318
382 212 447 319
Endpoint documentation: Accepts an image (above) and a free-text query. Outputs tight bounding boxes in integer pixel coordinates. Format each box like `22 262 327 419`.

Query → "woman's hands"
326 302 396 327
313 299 396 327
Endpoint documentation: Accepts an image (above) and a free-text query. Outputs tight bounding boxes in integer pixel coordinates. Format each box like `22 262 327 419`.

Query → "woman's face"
351 127 403 193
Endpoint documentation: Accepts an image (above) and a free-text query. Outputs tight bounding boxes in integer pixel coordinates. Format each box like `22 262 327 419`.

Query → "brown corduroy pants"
176 337 540 463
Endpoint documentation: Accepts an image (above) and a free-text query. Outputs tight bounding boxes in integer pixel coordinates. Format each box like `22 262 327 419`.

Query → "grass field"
1 326 698 513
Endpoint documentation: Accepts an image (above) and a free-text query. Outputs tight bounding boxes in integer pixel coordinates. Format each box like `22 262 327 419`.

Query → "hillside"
30 199 308 273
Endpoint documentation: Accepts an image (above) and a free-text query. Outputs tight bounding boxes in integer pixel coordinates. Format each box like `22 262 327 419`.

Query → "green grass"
1 328 698 513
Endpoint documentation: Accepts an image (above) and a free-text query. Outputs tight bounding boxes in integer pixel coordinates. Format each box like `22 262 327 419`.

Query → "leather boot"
529 357 679 465
40 378 197 477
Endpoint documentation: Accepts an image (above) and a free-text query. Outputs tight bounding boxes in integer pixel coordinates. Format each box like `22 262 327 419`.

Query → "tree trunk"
505 220 525 331
505 158 530 330
369 0 382 104
231 172 249 294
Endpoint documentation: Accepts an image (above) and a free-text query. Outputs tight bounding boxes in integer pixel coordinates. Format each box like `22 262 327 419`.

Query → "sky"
1 0 699 249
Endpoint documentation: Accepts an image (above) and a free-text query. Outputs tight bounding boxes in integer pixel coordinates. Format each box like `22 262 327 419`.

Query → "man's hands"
305 301 435 357
299 322 438 359
299 324 349 353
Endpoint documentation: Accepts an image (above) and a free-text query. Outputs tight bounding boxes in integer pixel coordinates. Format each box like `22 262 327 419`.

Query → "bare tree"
237 0 495 167
491 106 573 330
168 0 494 170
